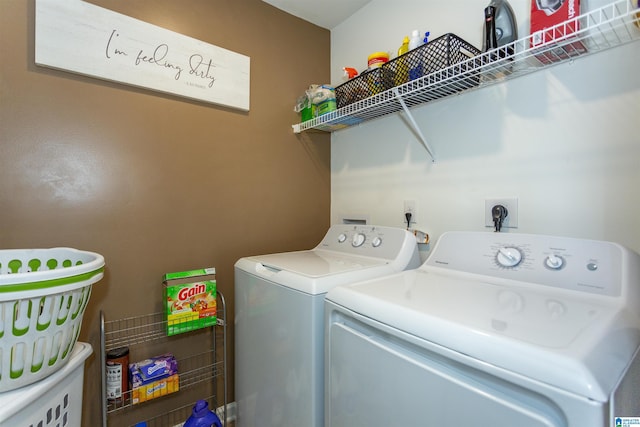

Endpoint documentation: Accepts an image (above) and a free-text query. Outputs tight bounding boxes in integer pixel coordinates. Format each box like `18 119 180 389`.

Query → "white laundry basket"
0 342 92 427
0 248 104 392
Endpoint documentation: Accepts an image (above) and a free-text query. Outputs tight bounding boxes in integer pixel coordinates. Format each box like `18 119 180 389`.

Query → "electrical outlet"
404 200 417 225
485 198 518 229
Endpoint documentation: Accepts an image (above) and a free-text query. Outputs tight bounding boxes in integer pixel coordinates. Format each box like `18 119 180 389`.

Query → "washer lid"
248 250 385 276
235 249 392 295
326 268 640 402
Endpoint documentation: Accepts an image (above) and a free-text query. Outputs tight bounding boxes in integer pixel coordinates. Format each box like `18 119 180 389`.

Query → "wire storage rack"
100 292 227 427
292 0 640 159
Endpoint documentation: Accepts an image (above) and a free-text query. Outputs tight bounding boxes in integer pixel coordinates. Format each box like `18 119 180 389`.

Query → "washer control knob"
496 247 523 268
372 237 382 247
352 233 366 247
545 254 564 270
338 233 347 243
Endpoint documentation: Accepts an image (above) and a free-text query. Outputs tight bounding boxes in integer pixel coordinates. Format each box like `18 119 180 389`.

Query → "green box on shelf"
163 267 217 336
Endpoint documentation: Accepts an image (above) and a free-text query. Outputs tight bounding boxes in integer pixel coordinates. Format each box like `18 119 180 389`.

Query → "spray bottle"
408 30 423 51
343 67 359 79
408 30 425 80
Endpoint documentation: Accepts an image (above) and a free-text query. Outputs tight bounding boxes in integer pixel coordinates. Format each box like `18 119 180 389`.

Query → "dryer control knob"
338 233 347 243
496 247 523 268
372 237 382 247
352 233 366 247
545 254 564 270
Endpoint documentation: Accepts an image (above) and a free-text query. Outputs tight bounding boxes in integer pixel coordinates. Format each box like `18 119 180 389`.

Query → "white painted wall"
330 0 640 257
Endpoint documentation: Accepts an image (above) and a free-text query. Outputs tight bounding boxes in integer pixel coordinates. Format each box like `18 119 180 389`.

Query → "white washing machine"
325 231 640 427
234 224 420 427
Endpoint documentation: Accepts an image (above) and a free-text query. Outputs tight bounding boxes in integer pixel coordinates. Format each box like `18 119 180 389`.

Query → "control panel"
425 231 629 297
317 224 417 261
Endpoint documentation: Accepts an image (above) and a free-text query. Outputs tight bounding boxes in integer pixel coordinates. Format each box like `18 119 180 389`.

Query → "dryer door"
326 309 569 427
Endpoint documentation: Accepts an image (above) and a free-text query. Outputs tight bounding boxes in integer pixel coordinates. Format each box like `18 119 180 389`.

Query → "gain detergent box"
163 267 217 336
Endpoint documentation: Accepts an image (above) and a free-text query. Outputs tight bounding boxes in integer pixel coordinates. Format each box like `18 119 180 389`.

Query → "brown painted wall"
1 0 330 425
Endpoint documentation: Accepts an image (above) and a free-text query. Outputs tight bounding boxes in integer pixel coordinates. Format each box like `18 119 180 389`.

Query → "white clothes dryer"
325 231 640 427
234 224 420 427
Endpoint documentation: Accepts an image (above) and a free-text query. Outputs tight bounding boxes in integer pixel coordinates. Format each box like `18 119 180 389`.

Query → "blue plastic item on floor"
184 400 223 427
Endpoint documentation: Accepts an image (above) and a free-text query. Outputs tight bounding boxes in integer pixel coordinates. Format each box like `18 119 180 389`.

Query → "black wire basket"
334 33 481 109
383 33 481 91
335 67 390 109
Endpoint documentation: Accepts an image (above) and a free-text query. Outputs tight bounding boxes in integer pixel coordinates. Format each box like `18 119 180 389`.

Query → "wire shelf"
100 292 228 426
104 312 225 352
106 351 223 414
293 0 640 134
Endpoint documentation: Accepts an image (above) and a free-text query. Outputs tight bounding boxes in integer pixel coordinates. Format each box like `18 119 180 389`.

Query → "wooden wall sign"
35 0 250 111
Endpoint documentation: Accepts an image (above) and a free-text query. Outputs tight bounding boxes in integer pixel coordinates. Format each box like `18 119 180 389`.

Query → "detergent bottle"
184 400 223 427
395 36 410 85
397 36 410 57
